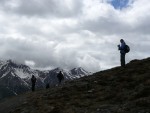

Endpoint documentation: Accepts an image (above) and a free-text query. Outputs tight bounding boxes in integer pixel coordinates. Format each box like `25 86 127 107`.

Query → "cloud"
0 0 150 72
25 60 35 67
0 0 83 18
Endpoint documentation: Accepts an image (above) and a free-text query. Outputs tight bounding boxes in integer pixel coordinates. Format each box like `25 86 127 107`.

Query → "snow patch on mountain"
0 59 91 99
15 69 31 79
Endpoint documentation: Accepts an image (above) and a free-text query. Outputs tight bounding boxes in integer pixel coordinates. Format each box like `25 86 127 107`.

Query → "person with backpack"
31 75 36 92
57 71 64 85
118 39 130 67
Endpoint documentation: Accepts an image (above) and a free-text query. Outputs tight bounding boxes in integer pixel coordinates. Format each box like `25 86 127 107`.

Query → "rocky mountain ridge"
0 60 91 99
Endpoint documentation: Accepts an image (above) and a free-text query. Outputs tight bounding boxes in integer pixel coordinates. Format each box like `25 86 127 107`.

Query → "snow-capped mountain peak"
0 60 91 100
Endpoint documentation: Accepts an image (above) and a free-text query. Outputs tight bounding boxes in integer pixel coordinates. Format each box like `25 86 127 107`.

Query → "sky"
109 0 130 9
0 0 150 72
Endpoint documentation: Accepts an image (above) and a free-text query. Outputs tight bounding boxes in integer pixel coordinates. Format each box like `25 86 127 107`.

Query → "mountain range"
0 60 91 99
0 57 149 113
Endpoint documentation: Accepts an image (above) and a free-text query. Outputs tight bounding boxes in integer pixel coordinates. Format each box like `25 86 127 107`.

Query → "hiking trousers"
120 53 126 67
32 83 35 91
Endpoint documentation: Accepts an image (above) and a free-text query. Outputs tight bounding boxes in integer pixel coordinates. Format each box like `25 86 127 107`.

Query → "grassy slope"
1 58 150 113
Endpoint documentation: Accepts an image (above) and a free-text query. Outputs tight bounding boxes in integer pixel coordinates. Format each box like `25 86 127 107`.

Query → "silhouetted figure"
46 83 50 89
57 71 64 84
118 39 126 67
31 75 36 92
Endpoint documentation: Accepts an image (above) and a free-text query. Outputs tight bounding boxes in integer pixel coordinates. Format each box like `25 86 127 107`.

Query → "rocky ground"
0 58 150 113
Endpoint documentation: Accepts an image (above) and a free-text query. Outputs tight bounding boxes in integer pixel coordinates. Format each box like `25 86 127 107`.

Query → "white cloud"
25 60 35 67
0 0 150 72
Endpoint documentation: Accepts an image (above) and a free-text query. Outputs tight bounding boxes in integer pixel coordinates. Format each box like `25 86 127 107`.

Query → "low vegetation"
0 58 150 113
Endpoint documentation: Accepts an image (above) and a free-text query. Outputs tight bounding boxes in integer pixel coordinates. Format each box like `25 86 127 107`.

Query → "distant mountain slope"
0 57 150 113
0 60 91 100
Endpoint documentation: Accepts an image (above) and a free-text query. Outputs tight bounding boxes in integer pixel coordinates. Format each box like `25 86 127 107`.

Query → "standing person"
31 75 36 92
46 83 50 89
118 39 126 67
57 71 64 85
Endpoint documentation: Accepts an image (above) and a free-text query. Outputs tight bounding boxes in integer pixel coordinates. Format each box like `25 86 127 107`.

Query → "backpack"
124 45 130 53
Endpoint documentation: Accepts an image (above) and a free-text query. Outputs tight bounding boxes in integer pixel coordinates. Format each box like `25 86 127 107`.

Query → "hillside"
0 60 90 100
0 58 150 113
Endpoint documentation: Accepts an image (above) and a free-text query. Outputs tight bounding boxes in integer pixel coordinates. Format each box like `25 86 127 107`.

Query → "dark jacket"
57 72 64 80
31 76 36 84
118 41 126 54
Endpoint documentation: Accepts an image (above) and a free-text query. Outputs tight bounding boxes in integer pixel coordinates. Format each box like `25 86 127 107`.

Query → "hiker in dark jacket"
31 75 36 91
46 83 50 89
118 39 126 67
57 71 64 84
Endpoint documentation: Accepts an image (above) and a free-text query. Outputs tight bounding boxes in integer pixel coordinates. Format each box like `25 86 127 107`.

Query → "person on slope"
118 39 127 67
31 75 36 92
57 71 64 85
